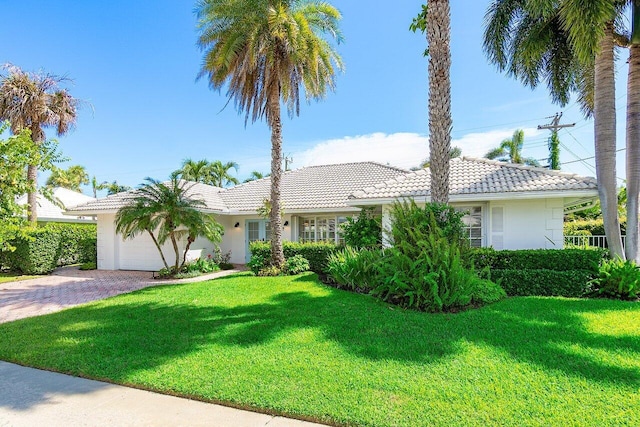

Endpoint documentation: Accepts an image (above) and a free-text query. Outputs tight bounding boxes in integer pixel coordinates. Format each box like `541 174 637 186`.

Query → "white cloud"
291 127 544 170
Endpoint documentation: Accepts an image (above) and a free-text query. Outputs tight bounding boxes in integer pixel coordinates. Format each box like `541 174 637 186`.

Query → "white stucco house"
17 187 96 223
65 158 598 271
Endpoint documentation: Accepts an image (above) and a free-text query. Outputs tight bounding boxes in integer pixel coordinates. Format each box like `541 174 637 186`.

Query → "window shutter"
491 207 504 250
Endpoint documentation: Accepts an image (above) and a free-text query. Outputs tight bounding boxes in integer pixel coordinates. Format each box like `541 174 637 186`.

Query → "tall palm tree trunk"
269 92 285 268
426 0 452 204
595 23 624 259
26 126 45 223
626 5 640 263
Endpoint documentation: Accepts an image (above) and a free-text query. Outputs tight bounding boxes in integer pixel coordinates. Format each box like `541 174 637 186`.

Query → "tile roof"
350 157 598 200
17 188 95 220
65 181 226 214
220 162 408 212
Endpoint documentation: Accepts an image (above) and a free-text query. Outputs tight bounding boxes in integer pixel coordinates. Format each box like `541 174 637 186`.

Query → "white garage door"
118 233 179 271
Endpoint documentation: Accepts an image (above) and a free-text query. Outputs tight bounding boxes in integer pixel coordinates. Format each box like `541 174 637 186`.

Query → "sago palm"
196 0 343 266
0 64 79 222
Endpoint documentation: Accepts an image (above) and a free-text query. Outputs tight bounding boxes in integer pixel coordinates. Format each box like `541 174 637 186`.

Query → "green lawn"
0 272 638 426
0 272 37 284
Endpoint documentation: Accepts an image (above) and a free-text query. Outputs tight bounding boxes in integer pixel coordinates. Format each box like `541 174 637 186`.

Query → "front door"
246 220 271 262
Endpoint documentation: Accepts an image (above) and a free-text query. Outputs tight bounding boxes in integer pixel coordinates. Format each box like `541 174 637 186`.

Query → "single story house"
65 158 598 271
17 187 96 224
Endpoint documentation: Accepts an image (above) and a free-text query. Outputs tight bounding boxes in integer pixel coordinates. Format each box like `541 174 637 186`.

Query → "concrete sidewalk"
0 361 327 427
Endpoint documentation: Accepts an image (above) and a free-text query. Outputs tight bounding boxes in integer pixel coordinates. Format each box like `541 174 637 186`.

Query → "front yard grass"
0 272 638 426
0 272 37 284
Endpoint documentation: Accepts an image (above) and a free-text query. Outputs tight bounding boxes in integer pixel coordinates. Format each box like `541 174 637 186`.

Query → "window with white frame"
298 215 347 244
455 206 483 247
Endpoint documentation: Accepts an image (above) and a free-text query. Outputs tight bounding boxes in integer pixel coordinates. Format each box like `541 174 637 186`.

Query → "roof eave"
348 189 599 206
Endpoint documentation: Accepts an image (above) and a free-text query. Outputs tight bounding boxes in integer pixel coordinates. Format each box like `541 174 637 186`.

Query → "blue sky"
1 0 630 196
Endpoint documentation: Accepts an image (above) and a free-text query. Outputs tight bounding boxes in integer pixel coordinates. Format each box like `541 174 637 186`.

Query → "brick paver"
0 267 242 324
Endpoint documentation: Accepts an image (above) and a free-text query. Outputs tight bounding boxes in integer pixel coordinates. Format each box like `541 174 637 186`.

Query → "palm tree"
175 158 211 183
196 0 343 267
0 64 79 223
115 177 223 273
243 171 268 183
485 130 540 166
208 160 239 187
46 165 89 192
419 146 461 169
483 0 625 259
102 181 132 196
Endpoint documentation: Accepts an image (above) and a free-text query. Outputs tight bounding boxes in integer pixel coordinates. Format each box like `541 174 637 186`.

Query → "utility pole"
284 156 293 171
537 112 575 170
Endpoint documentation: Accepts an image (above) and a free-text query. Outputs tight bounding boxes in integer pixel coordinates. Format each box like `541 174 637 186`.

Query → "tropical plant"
115 177 223 273
340 207 381 249
326 246 382 291
411 1 452 204
244 170 268 183
283 254 310 275
483 0 627 259
175 158 212 183
588 257 640 300
0 64 79 222
196 0 344 267
485 129 540 166
208 160 239 187
0 123 61 251
101 181 131 196
46 165 89 192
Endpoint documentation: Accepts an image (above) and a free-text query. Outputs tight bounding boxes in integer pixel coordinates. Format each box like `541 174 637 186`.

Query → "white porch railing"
564 235 626 248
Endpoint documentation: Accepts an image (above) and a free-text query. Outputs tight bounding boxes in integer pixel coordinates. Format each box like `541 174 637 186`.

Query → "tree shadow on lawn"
0 273 638 399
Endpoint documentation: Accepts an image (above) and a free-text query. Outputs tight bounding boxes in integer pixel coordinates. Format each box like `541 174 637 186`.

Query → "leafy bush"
219 262 235 270
370 201 494 312
9 228 61 274
387 199 467 249
326 247 382 291
468 247 606 272
564 217 626 236
489 269 594 297
249 241 338 273
588 258 640 300
42 223 97 265
283 255 310 275
258 265 282 276
471 279 507 305
183 257 220 274
79 261 97 270
209 247 232 265
340 207 381 248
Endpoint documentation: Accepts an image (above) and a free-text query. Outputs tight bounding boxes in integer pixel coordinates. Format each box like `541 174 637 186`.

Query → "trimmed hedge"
43 223 97 265
249 241 338 273
469 248 605 298
489 269 594 297
469 248 606 272
564 217 626 236
9 228 62 274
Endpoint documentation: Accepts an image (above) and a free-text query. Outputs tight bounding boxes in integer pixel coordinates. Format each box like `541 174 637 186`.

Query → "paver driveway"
0 267 241 324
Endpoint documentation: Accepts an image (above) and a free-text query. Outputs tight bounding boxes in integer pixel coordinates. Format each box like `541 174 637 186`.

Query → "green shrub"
79 261 97 270
283 255 310 275
468 247 606 272
249 241 338 273
340 207 381 249
258 265 282 276
471 279 507 305
326 247 382 291
588 258 640 300
564 217 626 236
218 262 235 270
372 202 493 312
388 199 467 248
9 228 61 274
42 223 97 266
183 257 220 274
489 269 593 297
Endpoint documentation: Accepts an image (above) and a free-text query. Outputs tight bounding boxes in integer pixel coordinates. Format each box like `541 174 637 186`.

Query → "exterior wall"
380 198 565 251
224 214 294 264
97 214 117 270
495 198 564 249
